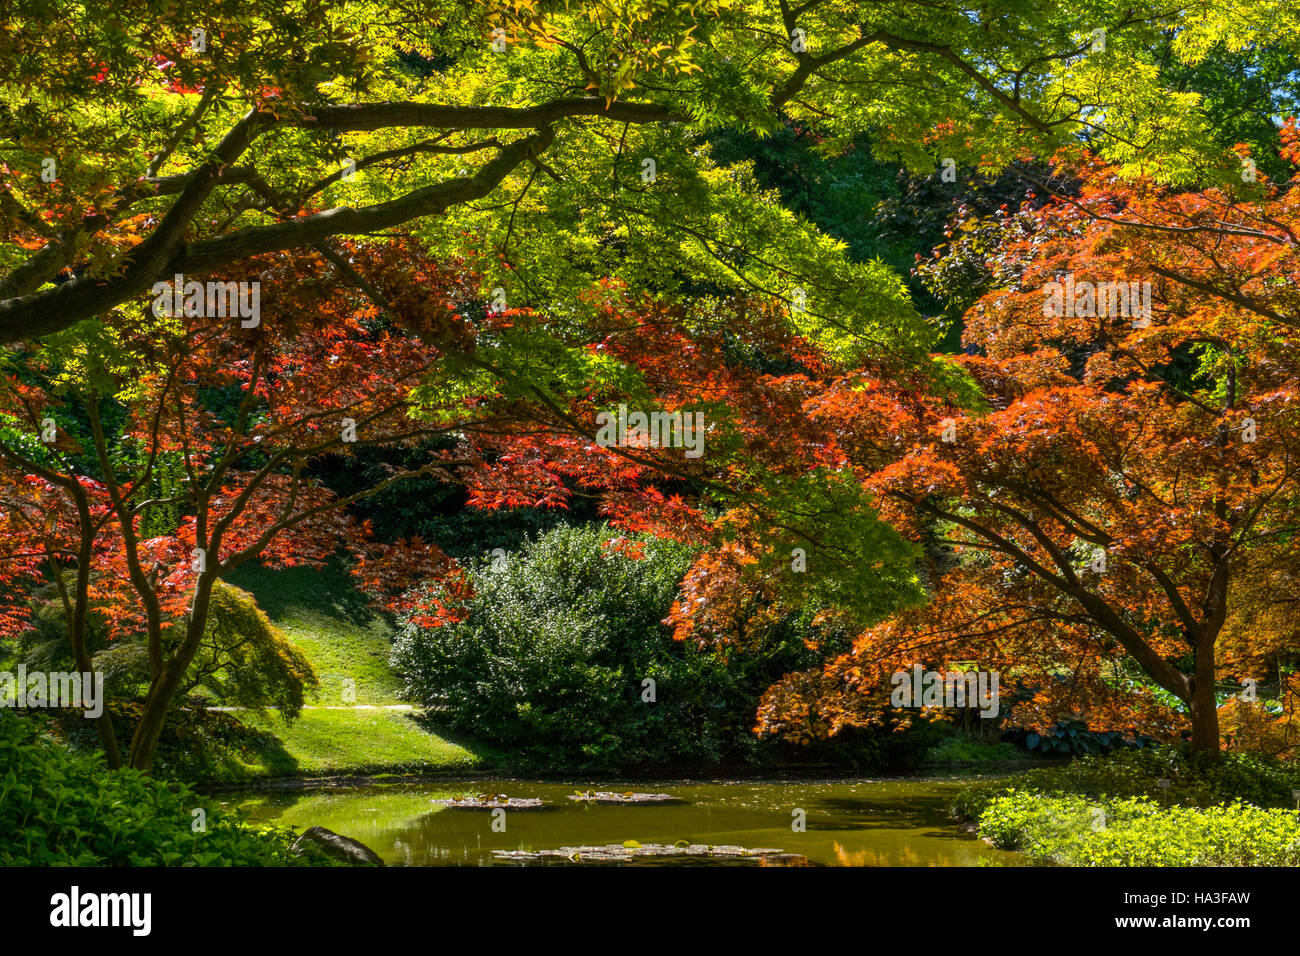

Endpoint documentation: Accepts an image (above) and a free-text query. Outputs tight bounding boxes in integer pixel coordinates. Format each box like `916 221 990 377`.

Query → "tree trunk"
1188 631 1221 754
1188 680 1220 753
67 497 123 769
126 662 186 772
68 618 123 770
126 581 212 772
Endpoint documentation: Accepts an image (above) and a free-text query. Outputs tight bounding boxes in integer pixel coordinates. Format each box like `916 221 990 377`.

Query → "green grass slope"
214 562 499 781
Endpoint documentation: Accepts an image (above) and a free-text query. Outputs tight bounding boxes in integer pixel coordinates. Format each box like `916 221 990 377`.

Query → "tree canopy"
6 0 1297 351
5 0 1300 768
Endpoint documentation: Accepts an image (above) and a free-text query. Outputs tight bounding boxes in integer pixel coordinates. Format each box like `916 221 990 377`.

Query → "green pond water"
225 777 1028 866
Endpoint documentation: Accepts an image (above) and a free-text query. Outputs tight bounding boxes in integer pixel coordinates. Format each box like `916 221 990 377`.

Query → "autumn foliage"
725 134 1300 753
7 124 1300 766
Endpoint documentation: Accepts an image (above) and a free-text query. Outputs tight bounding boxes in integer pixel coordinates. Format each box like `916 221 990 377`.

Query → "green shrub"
924 736 1021 765
18 577 317 717
53 701 287 783
977 790 1102 858
955 744 1300 865
0 713 334 866
390 523 858 770
979 791 1300 866
1005 718 1151 756
951 780 1005 821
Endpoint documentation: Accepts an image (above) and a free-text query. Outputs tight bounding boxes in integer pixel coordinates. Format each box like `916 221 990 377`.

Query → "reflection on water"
223 778 1027 867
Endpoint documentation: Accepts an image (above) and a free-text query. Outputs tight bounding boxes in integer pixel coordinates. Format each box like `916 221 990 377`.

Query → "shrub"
954 744 1300 863
181 582 319 717
984 745 1300 809
953 744 1300 822
979 791 1300 866
0 713 334 866
924 736 1021 765
18 577 317 716
390 523 858 769
1219 696 1298 759
1004 718 1151 756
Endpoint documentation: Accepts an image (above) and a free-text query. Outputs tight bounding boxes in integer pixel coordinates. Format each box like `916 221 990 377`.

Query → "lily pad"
566 791 682 805
493 843 805 864
432 796 545 810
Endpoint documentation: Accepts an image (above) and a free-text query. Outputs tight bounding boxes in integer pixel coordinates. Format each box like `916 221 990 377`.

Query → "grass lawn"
225 560 405 705
234 707 487 778
209 562 501 781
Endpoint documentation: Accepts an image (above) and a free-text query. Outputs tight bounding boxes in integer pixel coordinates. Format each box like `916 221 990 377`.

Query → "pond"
223 777 1028 866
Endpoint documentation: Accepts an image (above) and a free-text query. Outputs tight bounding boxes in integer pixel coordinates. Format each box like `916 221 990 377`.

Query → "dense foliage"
18 578 318 717
0 713 329 865
391 523 862 769
956 745 1300 865
743 143 1300 753
977 792 1300 866
11 0 1290 345
5 0 1300 784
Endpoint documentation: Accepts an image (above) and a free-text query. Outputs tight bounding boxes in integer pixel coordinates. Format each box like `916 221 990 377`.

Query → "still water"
225 777 1028 866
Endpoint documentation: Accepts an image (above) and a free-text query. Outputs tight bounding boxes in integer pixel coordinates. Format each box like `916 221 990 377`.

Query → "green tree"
5 0 1294 358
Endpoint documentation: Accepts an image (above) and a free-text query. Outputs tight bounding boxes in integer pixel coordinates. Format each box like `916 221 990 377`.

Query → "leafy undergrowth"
955 746 1300 818
954 746 1300 866
0 713 337 866
978 792 1300 866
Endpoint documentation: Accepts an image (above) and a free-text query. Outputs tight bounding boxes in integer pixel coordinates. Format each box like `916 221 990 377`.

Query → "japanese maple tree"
0 240 514 770
743 136 1300 753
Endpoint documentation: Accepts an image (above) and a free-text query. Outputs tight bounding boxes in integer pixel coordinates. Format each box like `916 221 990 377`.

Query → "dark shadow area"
225 559 377 625
52 703 299 783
